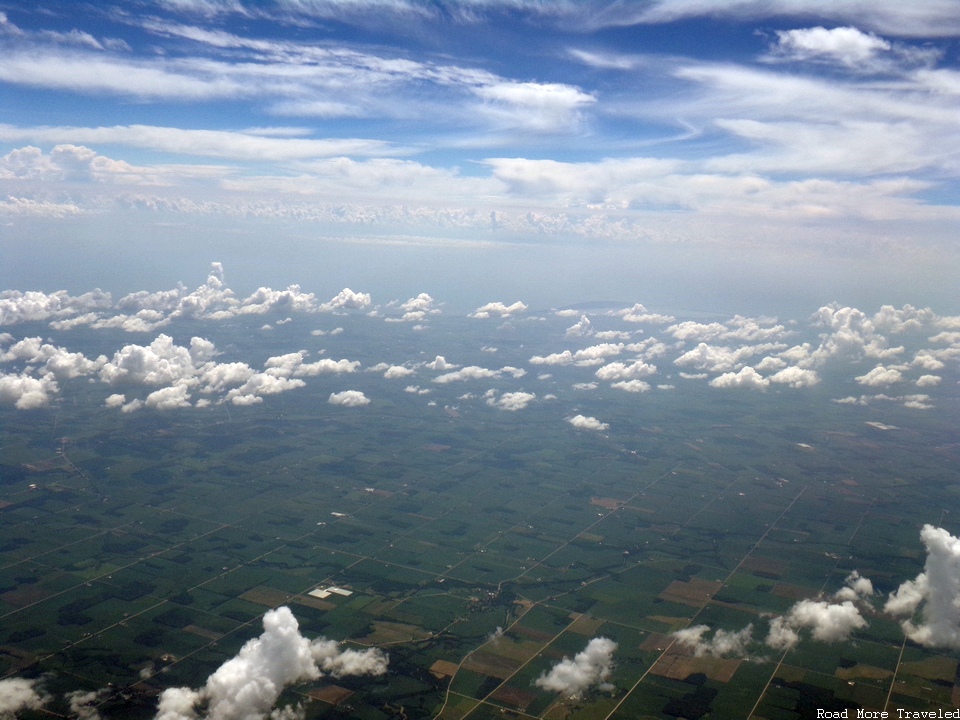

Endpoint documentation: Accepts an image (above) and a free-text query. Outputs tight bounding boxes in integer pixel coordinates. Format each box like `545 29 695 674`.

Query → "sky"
2 0 960 314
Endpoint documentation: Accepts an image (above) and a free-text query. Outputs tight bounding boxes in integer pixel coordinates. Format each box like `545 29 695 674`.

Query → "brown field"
362 620 432 644
658 578 723 608
291 594 336 611
651 647 741 683
489 684 537 710
462 650 523 680
591 497 622 510
430 659 460 679
640 632 671 652
309 685 354 705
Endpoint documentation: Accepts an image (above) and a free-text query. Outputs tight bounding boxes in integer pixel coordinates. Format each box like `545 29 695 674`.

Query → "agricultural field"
2 304 959 719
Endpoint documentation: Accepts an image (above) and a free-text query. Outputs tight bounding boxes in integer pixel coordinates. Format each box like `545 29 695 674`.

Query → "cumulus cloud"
668 317 786 344
610 379 651 393
94 334 357 409
834 570 875 603
675 342 783 373
885 525 960 649
389 292 439 322
530 343 625 367
1 337 105 378
0 372 59 409
319 288 371 312
486 390 536 411
708 366 769 390
769 366 820 388
0 288 112 326
534 637 616 698
807 305 906 366
155 606 387 720
469 301 528 319
100 335 200 386
595 359 656 381
565 314 592 338
433 366 500 383
146 383 193 410
618 303 675 324
328 390 370 407
0 678 47 717
66 688 109 720
673 624 753 658
766 599 867 651
567 414 608 431
855 365 904 386
424 355 458 371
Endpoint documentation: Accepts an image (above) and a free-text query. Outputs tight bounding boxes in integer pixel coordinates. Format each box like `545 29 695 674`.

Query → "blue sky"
2 0 960 313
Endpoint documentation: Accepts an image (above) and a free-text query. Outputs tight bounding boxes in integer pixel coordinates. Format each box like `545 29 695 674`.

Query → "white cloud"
565 314 592 338
500 365 526 379
530 350 574 366
855 365 904 387
769 366 820 388
0 372 60 409
669 317 787 344
433 366 500 383
293 358 360 376
833 570 875 603
532 343 626 367
469 301 528 319
328 390 370 406
66 688 109 720
100 334 197 386
535 637 616 698
471 80 595 133
674 343 782 373
595 359 657 381
424 355 458 371
673 624 753 658
885 525 960 649
0 678 47 716
594 330 632 341
225 374 306 404
610 379 651 393
0 287 112 326
618 303 675 324
395 292 440 321
319 288 372 312
766 599 867 651
155 606 387 720
486 390 536 411
567 414 608 431
627 1 960 38
768 26 892 68
708 366 769 390
145 383 193 410
1 337 105 378
916 374 941 387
